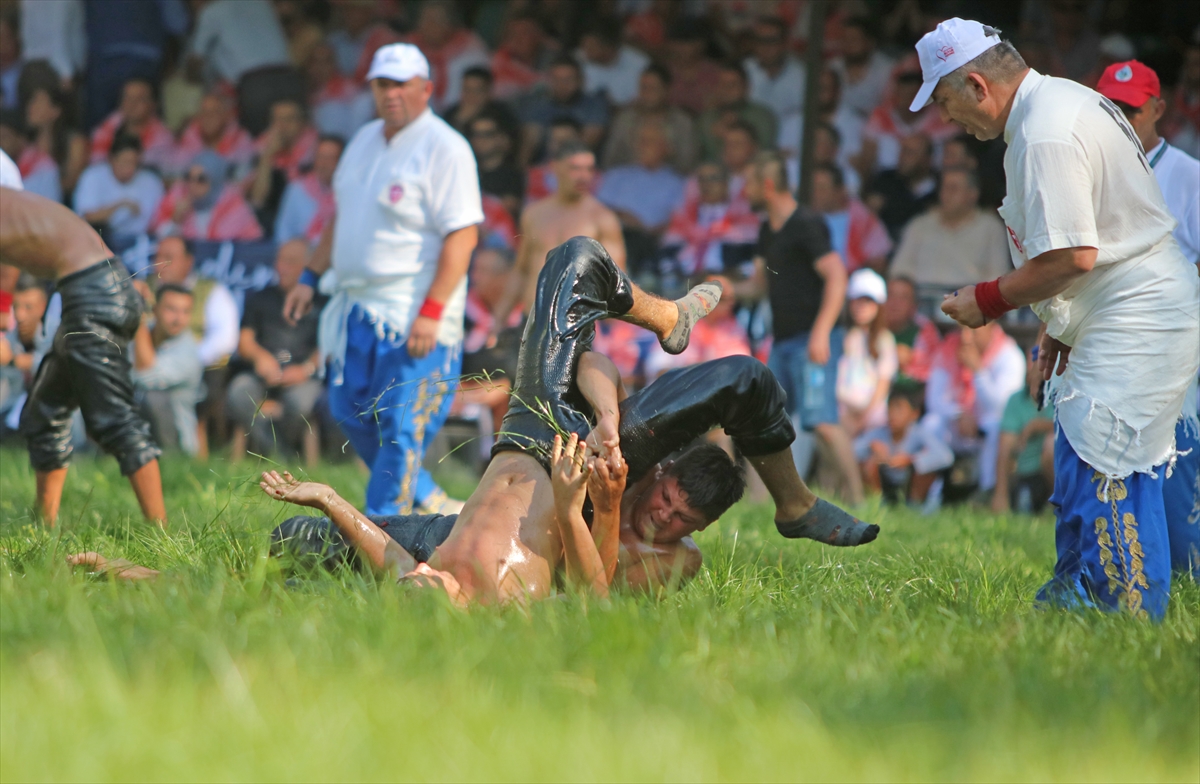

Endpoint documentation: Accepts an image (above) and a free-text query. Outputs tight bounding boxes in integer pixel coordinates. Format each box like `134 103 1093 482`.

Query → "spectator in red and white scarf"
402 0 489 112
170 90 256 179
305 42 374 142
89 78 175 173
924 322 1024 493
882 277 940 385
859 60 957 173
489 13 550 101
274 135 343 244
248 99 318 225
151 150 263 241
809 163 891 274
0 108 59 202
662 161 760 279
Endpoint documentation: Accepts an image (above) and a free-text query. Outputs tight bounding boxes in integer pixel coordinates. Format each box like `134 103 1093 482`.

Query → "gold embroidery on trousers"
395 371 446 515
1091 472 1149 619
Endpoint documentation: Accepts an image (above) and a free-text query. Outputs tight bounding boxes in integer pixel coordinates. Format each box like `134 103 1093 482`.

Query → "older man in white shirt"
284 44 482 517
1097 59 1200 579
929 20 1199 620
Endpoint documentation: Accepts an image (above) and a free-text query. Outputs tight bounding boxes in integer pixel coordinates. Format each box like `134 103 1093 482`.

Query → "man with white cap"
283 43 483 517
918 19 1199 620
1096 59 1200 579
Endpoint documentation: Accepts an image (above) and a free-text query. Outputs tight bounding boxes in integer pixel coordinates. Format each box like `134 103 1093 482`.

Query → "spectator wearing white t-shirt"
744 17 806 135
926 20 1198 620
74 134 164 238
578 16 650 107
282 44 482 518
187 0 290 86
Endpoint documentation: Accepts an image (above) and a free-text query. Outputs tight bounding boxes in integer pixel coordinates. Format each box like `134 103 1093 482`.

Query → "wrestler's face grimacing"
630 472 711 543
630 444 747 543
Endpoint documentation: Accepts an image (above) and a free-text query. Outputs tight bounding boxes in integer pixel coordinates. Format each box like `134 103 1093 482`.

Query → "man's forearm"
425 225 477 306
319 491 413 576
997 247 1097 307
307 219 335 276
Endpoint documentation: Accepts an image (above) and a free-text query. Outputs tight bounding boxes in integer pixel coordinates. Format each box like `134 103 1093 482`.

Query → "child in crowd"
991 346 1055 514
837 268 897 436
856 383 953 505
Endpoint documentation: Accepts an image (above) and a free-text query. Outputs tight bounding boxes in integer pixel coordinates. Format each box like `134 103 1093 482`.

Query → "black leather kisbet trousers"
273 236 795 566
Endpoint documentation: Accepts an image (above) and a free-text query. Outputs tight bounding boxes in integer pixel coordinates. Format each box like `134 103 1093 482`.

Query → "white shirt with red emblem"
319 110 483 377
997 69 1200 478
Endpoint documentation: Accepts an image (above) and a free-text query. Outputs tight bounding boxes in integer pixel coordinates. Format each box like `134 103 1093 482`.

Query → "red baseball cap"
1096 60 1161 108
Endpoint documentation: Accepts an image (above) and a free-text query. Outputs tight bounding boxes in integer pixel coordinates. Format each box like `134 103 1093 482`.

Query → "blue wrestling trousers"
328 306 461 516
1035 427 1171 621
1164 418 1200 578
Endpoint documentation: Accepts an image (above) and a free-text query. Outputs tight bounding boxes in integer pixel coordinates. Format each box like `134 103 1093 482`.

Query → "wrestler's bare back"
0 187 112 279
515 195 626 312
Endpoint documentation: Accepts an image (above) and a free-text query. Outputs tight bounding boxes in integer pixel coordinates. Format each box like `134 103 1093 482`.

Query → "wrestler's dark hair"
156 283 194 300
665 443 746 522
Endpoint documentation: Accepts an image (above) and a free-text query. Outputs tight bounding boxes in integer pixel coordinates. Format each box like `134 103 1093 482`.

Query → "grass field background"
1 448 1197 782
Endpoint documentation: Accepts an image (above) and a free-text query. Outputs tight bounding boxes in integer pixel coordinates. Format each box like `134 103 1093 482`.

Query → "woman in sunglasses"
150 150 262 241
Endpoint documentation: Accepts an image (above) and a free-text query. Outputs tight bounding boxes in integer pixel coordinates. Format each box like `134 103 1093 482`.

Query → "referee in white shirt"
283 44 482 517
921 19 1199 620
1097 59 1200 579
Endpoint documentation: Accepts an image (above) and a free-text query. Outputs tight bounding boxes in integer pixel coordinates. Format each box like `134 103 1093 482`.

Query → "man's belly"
432 451 558 603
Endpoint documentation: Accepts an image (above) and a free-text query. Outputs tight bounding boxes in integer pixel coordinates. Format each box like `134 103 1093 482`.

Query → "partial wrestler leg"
498 237 723 462
20 346 77 525
619 356 879 546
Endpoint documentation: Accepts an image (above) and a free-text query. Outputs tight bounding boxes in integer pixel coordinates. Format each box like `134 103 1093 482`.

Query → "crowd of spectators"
1 0 1197 511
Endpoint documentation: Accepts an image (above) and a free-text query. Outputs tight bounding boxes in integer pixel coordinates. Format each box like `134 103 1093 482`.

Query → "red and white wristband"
974 278 1016 321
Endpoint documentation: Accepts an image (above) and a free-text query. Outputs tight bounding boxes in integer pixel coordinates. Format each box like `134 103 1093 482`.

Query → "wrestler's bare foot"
661 281 724 355
259 470 333 510
67 552 160 580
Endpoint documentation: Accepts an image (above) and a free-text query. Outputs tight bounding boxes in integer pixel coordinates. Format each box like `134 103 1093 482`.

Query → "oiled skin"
0 188 112 279
426 451 559 604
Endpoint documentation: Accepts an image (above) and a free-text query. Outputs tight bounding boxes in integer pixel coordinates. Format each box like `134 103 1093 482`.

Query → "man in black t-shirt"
468 111 525 219
733 151 865 505
228 240 325 462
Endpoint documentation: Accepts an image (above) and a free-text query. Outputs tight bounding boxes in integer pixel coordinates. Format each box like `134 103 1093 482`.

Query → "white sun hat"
366 43 431 83
910 18 1003 112
847 268 887 304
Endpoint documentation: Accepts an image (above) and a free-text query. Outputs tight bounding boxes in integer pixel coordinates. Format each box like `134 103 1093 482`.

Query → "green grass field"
1 448 1197 782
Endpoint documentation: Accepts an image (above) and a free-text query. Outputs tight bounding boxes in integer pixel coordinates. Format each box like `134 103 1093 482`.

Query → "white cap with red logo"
909 18 1003 112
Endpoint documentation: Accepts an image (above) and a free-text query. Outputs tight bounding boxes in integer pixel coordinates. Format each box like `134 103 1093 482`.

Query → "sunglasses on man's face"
185 171 209 183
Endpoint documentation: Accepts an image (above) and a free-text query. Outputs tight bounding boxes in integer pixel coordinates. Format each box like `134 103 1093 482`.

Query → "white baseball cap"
909 18 1003 112
847 268 887 305
366 43 431 83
